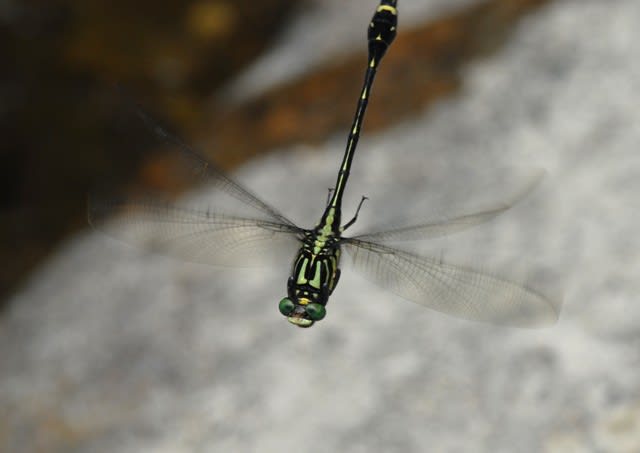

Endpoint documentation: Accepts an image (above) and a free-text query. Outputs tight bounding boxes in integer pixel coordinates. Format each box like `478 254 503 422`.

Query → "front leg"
342 196 368 231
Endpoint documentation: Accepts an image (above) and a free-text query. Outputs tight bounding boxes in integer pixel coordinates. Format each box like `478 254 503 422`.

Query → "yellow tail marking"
377 5 397 15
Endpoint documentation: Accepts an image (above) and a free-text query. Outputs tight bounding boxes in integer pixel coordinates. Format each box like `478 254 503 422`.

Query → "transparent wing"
353 169 544 243
343 238 561 327
89 99 304 266
89 197 304 267
133 102 297 228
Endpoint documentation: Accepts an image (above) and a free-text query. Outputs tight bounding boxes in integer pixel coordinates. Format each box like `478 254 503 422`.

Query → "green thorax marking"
293 247 340 292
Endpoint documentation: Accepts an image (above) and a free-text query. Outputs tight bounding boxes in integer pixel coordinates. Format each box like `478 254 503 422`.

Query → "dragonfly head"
279 296 326 328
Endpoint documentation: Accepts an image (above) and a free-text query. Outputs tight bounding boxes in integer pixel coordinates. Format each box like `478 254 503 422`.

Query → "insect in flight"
90 0 560 328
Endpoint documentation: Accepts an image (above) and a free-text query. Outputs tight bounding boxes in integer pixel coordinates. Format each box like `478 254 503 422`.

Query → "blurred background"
0 0 544 306
2 0 640 451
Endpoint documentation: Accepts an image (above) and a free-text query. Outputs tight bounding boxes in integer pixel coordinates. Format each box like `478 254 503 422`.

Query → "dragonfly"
89 0 560 328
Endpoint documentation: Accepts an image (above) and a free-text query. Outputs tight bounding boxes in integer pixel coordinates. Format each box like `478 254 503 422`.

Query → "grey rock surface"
3 0 640 452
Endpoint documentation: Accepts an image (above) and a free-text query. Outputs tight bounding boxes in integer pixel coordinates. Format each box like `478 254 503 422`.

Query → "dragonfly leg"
326 188 335 206
287 276 296 298
331 269 341 295
342 196 368 231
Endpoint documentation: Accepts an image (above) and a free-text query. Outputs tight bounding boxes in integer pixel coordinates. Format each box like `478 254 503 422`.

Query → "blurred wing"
353 169 545 243
343 238 560 327
89 197 304 267
133 104 297 228
352 206 512 242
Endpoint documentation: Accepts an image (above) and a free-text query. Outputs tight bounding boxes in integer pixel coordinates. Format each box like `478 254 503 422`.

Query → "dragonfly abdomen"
368 1 398 61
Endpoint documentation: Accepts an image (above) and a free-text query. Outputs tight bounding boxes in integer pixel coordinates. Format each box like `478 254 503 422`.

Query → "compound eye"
305 303 326 321
278 298 295 316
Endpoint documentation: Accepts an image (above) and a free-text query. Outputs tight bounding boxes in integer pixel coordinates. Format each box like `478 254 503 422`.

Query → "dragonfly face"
279 234 342 328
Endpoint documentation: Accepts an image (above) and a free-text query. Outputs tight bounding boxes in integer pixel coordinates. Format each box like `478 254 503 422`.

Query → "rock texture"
2 0 640 452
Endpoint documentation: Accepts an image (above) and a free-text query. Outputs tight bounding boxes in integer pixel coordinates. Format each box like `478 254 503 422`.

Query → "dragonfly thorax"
279 241 342 328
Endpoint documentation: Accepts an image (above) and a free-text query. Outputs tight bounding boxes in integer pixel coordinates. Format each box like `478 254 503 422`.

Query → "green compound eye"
305 303 326 321
279 298 295 316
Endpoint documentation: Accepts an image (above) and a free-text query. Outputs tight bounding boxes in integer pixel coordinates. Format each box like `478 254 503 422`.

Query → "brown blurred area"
0 0 550 308
0 0 299 307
